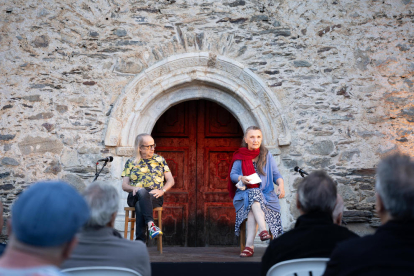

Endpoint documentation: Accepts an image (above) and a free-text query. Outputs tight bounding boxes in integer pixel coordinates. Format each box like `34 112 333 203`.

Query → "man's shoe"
149 223 162 239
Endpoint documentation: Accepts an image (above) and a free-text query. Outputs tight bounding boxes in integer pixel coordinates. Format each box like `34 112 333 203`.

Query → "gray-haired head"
376 154 414 220
297 170 337 214
83 181 119 229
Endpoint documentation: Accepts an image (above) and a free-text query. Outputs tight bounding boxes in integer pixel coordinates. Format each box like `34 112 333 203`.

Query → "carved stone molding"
105 52 291 153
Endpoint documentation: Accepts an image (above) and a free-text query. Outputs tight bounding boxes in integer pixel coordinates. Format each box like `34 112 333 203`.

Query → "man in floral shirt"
122 133 174 240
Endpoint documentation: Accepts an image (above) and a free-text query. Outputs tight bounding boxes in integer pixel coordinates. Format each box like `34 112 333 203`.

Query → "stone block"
282 158 297 169
77 146 100 155
18 136 63 155
225 0 245 7
114 29 127 37
61 148 80 167
0 172 11 179
61 174 86 192
56 105 68 114
306 157 331 169
399 107 414 122
41 123 54 132
260 29 291 37
44 160 61 175
308 140 334 155
115 59 143 74
251 15 268 22
20 95 41 102
32 35 49 48
0 134 15 141
354 49 370 71
1 157 19 166
0 184 14 190
293 60 311 67
28 112 54 120
339 149 360 161
338 185 358 202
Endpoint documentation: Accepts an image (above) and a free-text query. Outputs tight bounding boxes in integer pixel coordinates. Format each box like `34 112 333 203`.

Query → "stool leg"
158 210 162 254
130 211 135 241
240 219 246 252
124 209 129 239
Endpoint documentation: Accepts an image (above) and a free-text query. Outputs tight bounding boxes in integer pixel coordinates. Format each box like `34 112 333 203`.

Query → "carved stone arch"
105 52 291 156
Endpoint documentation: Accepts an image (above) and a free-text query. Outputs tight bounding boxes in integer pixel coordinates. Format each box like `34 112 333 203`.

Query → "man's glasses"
140 144 156 150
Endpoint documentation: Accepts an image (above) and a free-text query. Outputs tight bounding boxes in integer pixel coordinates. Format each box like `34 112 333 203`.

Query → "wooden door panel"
205 204 238 246
153 102 189 137
160 205 187 246
196 101 243 246
155 148 188 192
205 101 243 137
205 148 238 191
152 101 197 247
202 147 238 246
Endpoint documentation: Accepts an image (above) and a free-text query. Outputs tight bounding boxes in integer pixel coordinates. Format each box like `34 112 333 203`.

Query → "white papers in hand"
245 173 262 184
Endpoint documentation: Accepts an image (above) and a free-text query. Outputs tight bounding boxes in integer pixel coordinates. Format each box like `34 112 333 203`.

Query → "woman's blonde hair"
134 133 151 163
241 126 268 176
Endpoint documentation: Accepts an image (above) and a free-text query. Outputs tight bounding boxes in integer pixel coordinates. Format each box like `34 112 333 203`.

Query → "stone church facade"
1 0 413 242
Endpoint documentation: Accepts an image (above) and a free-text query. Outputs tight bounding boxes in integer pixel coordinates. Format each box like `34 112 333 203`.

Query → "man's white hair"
376 154 414 220
83 181 119 228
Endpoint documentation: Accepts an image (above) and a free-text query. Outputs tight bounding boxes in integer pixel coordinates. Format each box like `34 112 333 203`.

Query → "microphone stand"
93 161 108 182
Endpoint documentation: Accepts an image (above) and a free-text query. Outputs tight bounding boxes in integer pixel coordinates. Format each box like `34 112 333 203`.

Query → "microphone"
97 156 114 163
294 166 309 176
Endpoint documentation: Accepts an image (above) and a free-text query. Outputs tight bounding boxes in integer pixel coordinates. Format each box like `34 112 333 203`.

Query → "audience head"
332 194 344 225
83 181 119 229
297 170 337 215
9 180 89 265
375 153 414 223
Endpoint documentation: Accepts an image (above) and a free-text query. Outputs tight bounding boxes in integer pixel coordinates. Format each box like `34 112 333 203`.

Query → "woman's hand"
277 186 285 199
239 176 250 185
276 178 285 199
149 189 165 198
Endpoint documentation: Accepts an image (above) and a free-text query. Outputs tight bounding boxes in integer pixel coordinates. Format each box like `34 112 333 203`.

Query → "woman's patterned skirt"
235 188 283 238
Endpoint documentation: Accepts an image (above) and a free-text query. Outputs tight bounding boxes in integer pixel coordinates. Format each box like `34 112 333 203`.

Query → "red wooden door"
152 100 243 246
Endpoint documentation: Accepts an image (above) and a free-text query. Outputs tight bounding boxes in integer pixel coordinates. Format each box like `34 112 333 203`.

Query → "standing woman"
121 133 174 241
228 126 285 257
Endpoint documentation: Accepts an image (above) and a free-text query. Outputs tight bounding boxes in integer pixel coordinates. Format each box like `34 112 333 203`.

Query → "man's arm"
122 177 140 195
149 171 174 198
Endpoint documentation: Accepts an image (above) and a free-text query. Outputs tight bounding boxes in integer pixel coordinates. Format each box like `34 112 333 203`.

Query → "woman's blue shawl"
230 152 282 213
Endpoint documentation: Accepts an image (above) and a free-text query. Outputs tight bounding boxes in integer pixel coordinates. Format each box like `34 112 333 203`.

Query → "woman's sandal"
259 230 271 241
240 246 254 257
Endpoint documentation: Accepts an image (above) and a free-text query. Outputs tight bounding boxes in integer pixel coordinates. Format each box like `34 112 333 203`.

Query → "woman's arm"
231 160 251 185
270 154 285 198
276 178 285 198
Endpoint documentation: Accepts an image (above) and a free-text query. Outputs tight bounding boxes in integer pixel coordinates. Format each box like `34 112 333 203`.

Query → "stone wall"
1 0 413 239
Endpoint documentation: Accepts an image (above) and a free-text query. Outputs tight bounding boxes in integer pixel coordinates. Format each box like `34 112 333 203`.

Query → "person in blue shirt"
228 126 285 257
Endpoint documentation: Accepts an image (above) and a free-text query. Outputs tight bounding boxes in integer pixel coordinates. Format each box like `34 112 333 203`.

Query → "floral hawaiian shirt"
121 154 171 190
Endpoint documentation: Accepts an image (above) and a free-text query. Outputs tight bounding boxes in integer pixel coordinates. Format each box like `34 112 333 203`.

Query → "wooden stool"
240 219 273 252
124 206 163 254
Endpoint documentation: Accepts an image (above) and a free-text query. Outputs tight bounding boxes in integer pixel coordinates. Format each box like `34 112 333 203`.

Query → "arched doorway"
151 100 243 247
